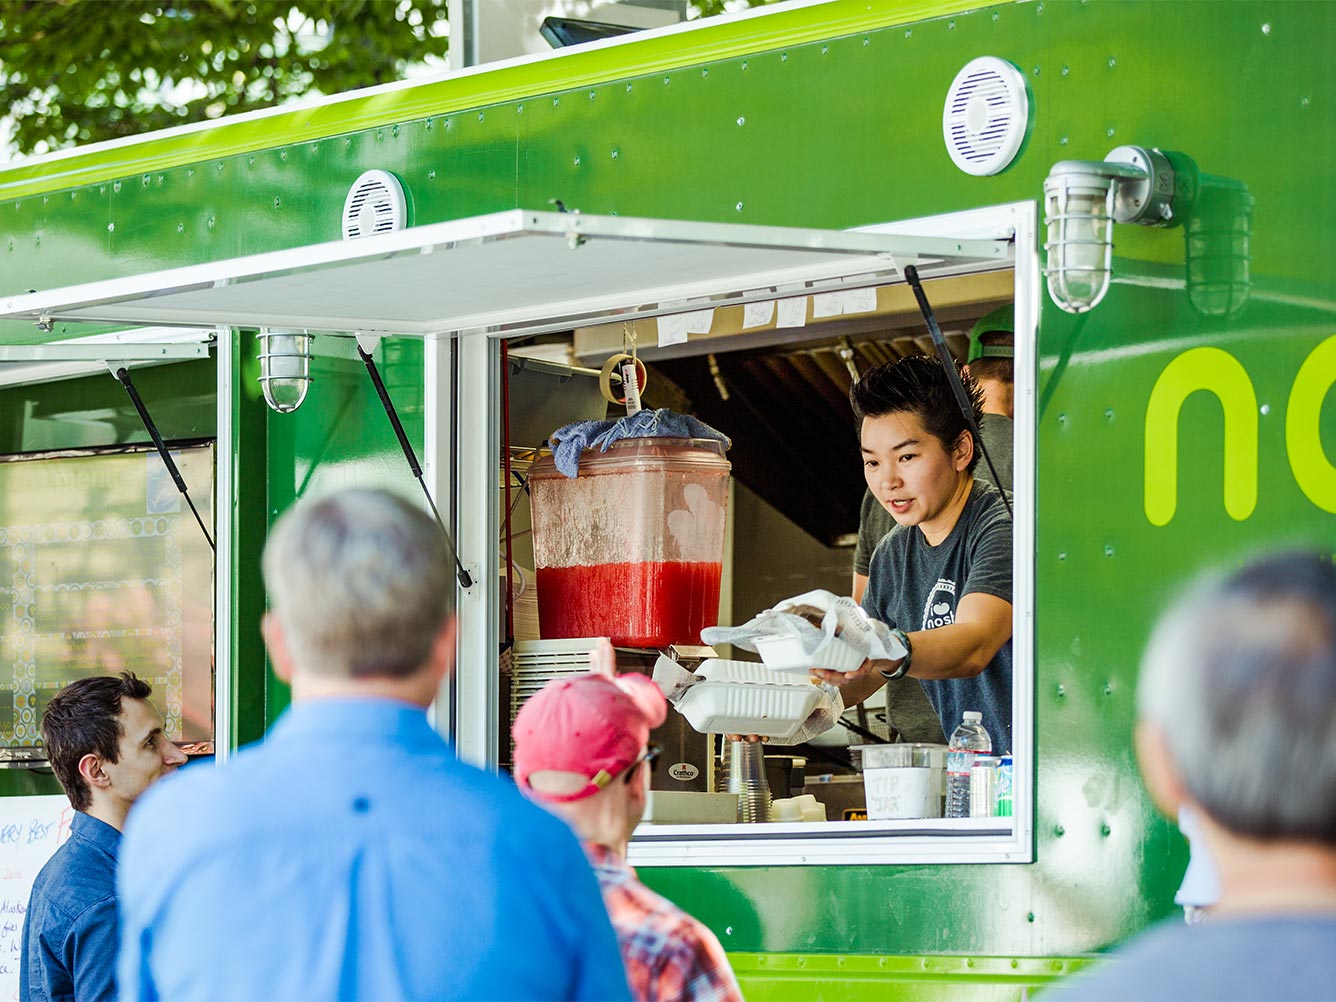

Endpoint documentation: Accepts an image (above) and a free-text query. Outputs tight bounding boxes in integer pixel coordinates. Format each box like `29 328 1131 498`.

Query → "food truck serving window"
0 205 1034 864
443 205 1039 867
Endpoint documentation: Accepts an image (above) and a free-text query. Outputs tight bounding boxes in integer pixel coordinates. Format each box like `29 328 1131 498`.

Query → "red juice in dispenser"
528 438 730 649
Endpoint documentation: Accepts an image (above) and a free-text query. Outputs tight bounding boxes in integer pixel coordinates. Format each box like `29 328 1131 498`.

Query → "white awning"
0 210 1011 339
0 328 214 388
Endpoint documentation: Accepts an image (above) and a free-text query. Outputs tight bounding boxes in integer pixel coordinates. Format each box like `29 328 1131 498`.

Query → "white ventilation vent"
342 170 408 240
942 57 1029 176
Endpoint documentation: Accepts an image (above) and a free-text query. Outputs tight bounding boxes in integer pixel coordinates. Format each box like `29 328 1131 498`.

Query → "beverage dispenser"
528 438 730 648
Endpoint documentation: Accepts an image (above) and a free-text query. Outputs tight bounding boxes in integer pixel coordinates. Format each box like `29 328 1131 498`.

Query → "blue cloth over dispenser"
550 408 731 477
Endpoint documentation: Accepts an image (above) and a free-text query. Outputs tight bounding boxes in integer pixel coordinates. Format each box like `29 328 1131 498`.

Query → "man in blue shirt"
21 673 187 1002
117 488 630 1002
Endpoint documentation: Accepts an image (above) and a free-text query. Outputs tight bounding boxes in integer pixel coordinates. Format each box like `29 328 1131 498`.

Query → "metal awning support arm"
110 365 217 552
355 336 474 590
902 264 1013 521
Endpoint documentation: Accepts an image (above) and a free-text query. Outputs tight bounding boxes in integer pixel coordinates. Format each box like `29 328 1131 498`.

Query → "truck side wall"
1 1 1331 993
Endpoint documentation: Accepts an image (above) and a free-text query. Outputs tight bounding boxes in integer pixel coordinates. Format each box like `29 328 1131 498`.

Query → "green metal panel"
0 0 988 204
726 952 1091 1001
262 334 429 726
230 331 272 748
0 0 1332 993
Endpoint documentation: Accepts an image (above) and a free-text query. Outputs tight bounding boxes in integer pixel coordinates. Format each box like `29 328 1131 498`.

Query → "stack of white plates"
509 638 603 758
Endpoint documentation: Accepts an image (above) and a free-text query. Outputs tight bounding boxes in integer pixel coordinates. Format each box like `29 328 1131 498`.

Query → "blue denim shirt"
118 698 630 1001
20 812 120 1002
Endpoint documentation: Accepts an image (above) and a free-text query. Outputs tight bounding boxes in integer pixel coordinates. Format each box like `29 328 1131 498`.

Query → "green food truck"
0 1 1331 997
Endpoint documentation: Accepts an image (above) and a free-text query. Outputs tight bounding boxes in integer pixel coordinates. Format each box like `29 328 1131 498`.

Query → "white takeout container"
754 631 866 673
673 659 822 739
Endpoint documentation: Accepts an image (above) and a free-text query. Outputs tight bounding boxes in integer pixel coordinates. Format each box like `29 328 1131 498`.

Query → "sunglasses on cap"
623 743 662 784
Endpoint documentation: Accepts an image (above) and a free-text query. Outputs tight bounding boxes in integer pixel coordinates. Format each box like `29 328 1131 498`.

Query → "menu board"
0 795 73 999
0 446 215 748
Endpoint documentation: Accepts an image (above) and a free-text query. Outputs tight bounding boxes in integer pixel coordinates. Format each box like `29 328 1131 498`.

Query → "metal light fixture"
1043 146 1184 313
257 328 312 413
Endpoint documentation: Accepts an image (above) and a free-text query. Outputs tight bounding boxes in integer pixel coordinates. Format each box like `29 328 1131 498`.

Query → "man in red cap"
513 640 744 1002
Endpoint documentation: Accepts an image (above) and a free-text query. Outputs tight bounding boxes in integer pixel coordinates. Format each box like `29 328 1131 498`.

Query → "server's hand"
810 658 891 708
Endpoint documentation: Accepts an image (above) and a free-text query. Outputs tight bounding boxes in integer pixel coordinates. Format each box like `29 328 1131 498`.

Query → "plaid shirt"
587 843 744 1002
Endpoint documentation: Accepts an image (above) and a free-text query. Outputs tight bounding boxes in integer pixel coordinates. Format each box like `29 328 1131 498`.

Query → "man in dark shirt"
21 673 186 1002
815 353 1013 753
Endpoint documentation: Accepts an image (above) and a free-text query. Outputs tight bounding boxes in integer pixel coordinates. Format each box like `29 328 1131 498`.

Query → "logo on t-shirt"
921 578 958 629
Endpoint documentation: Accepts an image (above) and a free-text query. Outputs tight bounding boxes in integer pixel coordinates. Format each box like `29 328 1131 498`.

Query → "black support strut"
356 343 474 590
902 264 1013 520
113 367 217 552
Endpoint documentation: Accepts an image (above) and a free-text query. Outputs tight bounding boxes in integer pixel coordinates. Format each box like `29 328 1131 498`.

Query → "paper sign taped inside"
812 291 845 319
743 300 776 329
684 309 714 335
776 297 807 328
843 287 878 314
657 314 690 346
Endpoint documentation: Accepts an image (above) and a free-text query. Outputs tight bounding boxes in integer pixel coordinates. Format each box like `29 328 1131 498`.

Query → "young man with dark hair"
848 308 1015 744
815 353 1014 754
21 672 186 1002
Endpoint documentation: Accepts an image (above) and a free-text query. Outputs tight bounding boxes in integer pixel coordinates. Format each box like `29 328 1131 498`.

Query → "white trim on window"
439 201 1038 867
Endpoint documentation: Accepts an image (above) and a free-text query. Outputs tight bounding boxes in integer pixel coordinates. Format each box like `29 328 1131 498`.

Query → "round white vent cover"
942 57 1029 176
342 169 407 240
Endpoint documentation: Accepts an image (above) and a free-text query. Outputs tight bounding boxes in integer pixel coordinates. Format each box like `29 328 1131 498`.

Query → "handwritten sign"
0 796 74 999
742 300 775 330
775 297 807 328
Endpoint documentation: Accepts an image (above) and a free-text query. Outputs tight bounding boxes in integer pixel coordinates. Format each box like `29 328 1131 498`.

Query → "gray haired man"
116 488 629 1001
1061 550 1336 1000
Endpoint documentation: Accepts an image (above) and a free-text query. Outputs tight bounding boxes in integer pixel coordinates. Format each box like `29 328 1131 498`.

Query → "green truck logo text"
1145 334 1336 525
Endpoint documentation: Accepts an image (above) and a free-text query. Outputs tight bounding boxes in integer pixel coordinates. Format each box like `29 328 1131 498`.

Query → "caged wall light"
1043 146 1188 313
257 328 313 413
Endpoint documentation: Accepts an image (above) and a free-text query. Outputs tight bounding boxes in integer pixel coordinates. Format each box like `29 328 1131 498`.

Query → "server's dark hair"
850 354 984 473
42 672 153 812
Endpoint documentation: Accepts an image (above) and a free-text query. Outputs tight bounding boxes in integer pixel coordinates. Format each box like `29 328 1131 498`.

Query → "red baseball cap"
513 671 667 803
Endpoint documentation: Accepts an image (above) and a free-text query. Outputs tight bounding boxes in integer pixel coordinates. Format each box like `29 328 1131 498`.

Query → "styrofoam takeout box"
674 659 822 740
754 631 867 673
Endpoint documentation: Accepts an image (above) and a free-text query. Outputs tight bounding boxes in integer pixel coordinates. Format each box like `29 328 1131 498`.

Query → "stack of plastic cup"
726 739 772 823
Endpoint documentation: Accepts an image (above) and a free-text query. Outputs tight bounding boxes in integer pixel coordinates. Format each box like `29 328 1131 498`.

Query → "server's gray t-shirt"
861 480 1013 753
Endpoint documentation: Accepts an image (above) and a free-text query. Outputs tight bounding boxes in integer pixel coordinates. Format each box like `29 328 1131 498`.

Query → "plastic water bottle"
945 711 992 819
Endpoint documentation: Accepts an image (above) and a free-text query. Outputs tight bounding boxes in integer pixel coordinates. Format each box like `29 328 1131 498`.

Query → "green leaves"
0 0 450 155
0 0 765 156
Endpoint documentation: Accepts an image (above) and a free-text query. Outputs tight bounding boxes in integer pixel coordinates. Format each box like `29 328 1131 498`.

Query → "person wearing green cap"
847 305 1015 743
962 303 1015 492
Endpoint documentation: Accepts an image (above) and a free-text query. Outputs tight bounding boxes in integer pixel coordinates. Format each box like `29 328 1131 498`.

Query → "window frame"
442 201 1038 867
